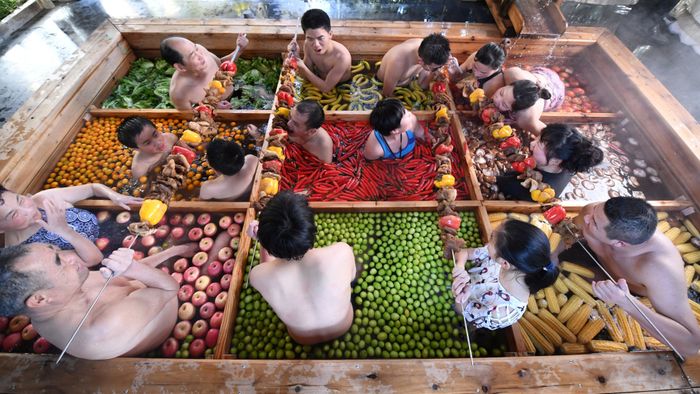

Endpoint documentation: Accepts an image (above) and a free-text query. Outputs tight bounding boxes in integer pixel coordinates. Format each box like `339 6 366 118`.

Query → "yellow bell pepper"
209 80 225 94
434 174 456 188
469 88 485 105
531 187 556 203
491 125 513 139
139 199 168 226
180 130 202 145
275 107 290 118
259 177 279 196
434 105 449 122
266 146 286 161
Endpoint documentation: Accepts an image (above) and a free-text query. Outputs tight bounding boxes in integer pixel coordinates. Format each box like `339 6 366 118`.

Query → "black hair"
369 98 405 136
301 9 331 32
418 33 451 66
540 124 604 173
494 219 558 293
511 80 551 112
160 37 184 66
603 197 657 245
206 139 245 176
0 184 8 205
257 191 316 260
295 100 325 129
475 42 506 70
0 245 46 316
116 116 156 149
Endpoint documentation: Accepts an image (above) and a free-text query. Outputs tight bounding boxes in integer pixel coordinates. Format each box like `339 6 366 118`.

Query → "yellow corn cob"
535 289 545 300
656 212 669 221
530 217 552 238
596 301 624 342
628 316 646 350
576 318 605 344
490 219 505 230
527 294 539 314
644 336 670 350
557 293 568 306
586 340 628 353
508 213 529 222
569 272 594 295
684 219 700 238
524 311 563 347
664 227 682 243
537 298 548 309
515 322 536 353
562 277 596 306
561 261 595 279
689 299 700 315
488 212 507 221
677 243 699 254
674 232 692 245
614 307 635 347
544 286 560 314
549 232 562 253
538 309 577 343
683 251 700 265
685 265 695 287
560 342 588 355
519 315 555 355
656 220 671 233
553 276 569 294
695 263 700 276
566 303 593 334
558 295 584 323
692 281 700 293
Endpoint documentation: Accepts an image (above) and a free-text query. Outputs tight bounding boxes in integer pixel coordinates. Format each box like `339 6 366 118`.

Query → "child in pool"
451 219 558 330
0 183 141 266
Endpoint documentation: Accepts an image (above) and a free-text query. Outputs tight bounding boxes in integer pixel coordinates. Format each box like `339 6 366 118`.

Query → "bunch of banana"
350 60 371 75
300 81 323 101
395 80 434 110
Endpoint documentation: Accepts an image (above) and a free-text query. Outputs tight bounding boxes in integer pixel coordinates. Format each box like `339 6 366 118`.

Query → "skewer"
56 234 140 365
230 33 245 62
452 250 474 366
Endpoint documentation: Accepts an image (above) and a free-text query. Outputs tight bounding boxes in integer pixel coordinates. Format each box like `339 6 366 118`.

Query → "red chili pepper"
499 136 521 150
171 146 196 164
543 205 567 225
276 91 295 107
435 144 454 155
432 82 446 94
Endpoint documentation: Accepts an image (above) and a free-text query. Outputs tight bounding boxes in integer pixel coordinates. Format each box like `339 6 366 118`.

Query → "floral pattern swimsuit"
22 207 99 250
461 246 527 330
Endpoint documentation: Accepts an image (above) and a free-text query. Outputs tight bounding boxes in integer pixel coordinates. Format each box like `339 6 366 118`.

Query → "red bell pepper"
480 107 497 124
431 82 446 94
438 215 462 231
512 161 526 173
171 145 196 164
262 160 282 172
219 61 237 73
270 128 287 136
499 136 521 150
288 57 298 70
543 205 567 225
277 91 294 107
194 104 213 117
523 156 536 169
435 144 453 155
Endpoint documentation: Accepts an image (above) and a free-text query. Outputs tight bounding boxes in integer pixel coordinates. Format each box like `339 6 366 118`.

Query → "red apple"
182 213 196 226
148 246 163 256
95 237 110 251
205 282 222 298
184 267 200 283
218 216 232 229
169 214 182 226
171 227 185 240
0 317 8 332
197 213 211 226
2 332 22 352
96 210 111 223
227 223 241 237
133 251 144 261
189 338 206 358
178 302 196 321
222 259 235 274
161 337 179 357
177 284 195 302
173 258 189 273
160 266 171 274
220 274 232 290
192 251 208 267
217 247 233 261
198 237 214 252
195 275 211 291
33 337 51 354
203 223 218 237
204 328 219 348
172 320 192 340
209 311 224 329
191 319 208 338
171 272 183 285
115 211 131 224
207 260 223 278
21 323 38 341
188 227 203 242
199 302 215 319
229 237 240 250
233 212 245 224
155 225 170 239
215 291 228 310
122 235 137 248
191 291 208 307
8 315 30 333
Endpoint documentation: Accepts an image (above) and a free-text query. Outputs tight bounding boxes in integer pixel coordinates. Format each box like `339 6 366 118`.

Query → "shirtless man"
0 242 195 359
199 138 258 201
248 191 355 345
290 9 351 93
377 33 451 99
161 34 248 110
286 100 334 164
569 197 700 356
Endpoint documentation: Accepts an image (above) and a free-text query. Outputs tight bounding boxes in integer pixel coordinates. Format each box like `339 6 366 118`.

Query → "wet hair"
540 124 604 173
295 100 325 129
369 98 405 136
0 245 46 316
257 191 316 260
301 9 331 32
0 184 8 205
206 139 245 176
603 197 657 245
418 33 451 66
160 37 184 66
475 42 506 70
511 80 551 112
116 116 156 149
494 219 558 293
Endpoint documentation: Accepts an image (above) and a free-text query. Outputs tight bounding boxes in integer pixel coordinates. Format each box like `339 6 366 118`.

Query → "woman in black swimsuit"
449 42 507 96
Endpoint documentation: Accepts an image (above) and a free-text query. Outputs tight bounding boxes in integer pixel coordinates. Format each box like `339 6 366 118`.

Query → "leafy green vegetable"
102 58 176 109
230 57 282 110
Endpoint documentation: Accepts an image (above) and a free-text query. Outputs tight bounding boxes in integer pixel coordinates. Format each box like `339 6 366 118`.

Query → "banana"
330 103 342 111
305 94 322 101
353 74 369 85
351 63 365 73
413 90 427 102
319 96 338 104
349 102 363 111
371 77 383 86
342 93 353 102
375 61 382 68
361 60 371 71
409 81 421 91
337 103 349 111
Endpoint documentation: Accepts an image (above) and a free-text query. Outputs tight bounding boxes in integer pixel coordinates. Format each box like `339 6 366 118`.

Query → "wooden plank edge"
89 108 273 120
74 199 251 213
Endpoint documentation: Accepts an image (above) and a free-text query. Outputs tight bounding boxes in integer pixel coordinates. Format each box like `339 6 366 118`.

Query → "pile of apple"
549 65 608 113
0 315 53 354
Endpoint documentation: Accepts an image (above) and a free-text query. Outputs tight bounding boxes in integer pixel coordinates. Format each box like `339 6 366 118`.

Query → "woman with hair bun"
449 41 507 97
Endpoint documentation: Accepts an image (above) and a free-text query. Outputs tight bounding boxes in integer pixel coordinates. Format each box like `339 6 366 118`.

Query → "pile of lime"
232 211 508 359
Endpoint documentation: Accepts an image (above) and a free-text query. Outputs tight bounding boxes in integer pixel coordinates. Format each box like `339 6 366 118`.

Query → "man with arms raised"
248 191 355 345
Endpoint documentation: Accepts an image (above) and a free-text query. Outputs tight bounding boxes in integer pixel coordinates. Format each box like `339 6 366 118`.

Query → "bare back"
199 155 259 201
377 38 424 96
169 50 233 110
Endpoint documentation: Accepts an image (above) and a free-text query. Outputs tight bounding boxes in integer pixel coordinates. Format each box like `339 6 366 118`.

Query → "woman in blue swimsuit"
364 98 426 161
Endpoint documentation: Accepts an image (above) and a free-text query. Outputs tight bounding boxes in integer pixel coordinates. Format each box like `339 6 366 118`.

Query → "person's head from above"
288 100 325 136
160 36 208 74
0 244 89 317
490 219 558 293
257 191 316 261
473 42 506 79
117 116 165 154
206 138 245 176
530 123 604 172
492 80 551 113
418 33 451 72
582 197 657 248
370 98 413 137
0 185 41 233
301 9 333 55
